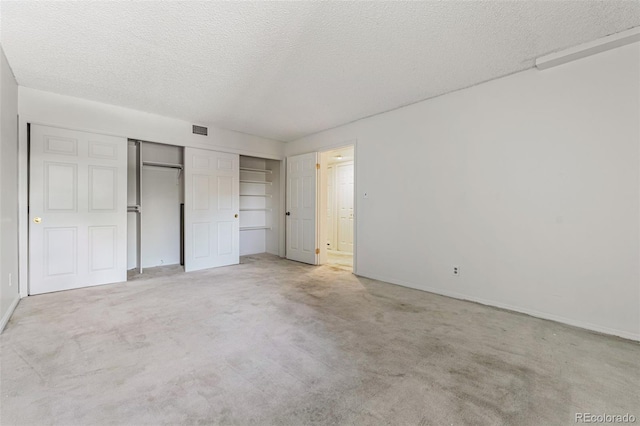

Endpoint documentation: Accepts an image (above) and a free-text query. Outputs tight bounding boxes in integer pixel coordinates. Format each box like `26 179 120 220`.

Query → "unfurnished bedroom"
0 1 638 425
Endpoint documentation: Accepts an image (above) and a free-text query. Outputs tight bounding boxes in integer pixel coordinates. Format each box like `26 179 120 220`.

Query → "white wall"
286 43 640 341
18 88 286 296
0 45 20 332
19 87 284 159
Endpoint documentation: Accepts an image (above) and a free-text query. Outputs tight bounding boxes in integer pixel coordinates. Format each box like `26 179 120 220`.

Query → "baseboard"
356 270 640 342
0 296 20 334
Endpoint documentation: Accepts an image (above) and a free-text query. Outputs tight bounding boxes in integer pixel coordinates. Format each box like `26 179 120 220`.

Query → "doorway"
319 146 354 270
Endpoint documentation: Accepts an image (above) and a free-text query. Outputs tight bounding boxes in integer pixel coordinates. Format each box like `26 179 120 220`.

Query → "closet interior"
128 140 185 274
239 155 282 256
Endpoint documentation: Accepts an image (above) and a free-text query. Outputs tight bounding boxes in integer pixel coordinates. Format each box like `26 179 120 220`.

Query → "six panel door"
29 125 127 294
184 148 239 272
326 165 335 250
337 162 354 253
286 152 317 264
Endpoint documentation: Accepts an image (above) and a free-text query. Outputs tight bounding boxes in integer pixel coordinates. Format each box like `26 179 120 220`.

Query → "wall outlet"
453 266 460 276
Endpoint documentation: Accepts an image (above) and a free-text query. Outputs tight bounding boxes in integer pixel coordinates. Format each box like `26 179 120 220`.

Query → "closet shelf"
240 226 272 231
240 208 272 211
240 180 272 185
240 167 272 174
240 194 272 197
142 161 183 170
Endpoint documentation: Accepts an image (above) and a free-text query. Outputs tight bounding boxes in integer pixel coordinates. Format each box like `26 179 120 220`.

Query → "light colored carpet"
326 250 353 271
1 254 638 425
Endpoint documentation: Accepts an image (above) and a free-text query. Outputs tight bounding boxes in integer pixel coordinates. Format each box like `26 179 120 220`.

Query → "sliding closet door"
29 125 127 294
184 148 239 272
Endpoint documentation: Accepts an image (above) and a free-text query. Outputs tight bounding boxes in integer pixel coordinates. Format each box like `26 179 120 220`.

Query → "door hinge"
315 248 320 254
316 163 320 169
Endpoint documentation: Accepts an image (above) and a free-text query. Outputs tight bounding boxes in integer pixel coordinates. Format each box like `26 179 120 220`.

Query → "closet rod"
142 161 183 170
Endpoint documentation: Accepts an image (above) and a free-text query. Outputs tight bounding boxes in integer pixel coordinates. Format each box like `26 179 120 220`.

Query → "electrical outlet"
453 266 460 276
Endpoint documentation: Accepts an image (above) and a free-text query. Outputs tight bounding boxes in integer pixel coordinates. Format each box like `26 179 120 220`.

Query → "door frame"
286 139 357 273
20 122 136 296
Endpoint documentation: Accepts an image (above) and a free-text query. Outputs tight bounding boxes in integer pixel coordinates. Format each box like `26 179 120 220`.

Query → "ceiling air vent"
192 125 208 136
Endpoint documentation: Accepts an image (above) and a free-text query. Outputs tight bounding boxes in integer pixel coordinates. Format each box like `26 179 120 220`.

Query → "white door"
29 125 127 295
286 152 317 264
337 162 354 253
184 148 239 272
326 165 335 250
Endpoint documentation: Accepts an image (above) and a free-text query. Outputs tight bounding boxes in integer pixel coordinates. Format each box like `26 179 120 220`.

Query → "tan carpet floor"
1 254 638 425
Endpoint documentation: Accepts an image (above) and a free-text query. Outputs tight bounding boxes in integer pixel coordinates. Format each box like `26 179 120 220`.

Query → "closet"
128 145 281 276
239 156 281 256
128 140 184 274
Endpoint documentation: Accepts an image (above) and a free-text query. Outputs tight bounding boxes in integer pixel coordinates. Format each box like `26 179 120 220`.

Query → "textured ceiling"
1 1 639 142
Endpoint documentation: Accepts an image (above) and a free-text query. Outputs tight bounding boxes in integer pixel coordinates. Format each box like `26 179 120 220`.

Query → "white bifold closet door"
286 152 317 265
29 125 127 295
184 148 239 272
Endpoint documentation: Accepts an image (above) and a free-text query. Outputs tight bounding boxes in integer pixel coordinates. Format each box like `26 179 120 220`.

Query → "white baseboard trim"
356 270 640 342
0 296 20 334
